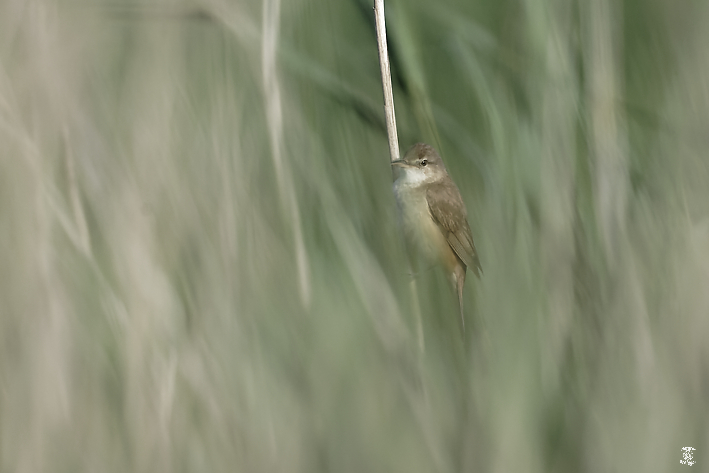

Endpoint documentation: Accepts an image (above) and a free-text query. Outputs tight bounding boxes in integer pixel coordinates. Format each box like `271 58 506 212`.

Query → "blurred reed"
0 0 708 472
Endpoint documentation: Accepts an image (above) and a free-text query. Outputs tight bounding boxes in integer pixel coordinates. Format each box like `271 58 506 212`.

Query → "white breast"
393 178 449 264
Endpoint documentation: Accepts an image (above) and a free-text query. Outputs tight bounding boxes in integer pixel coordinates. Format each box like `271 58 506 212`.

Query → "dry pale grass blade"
262 0 311 309
583 0 629 265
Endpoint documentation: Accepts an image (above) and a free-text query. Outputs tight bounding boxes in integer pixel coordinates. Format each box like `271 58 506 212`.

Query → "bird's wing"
426 182 482 277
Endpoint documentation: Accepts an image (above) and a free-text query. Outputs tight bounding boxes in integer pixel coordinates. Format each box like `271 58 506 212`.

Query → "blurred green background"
1 0 708 471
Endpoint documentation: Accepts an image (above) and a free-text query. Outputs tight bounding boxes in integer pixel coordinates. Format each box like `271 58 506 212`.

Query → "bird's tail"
455 266 466 333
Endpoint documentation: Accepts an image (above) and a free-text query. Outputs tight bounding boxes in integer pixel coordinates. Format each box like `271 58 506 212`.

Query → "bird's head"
391 143 448 186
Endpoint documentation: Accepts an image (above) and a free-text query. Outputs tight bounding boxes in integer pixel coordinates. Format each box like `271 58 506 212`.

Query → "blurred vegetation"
1 0 708 472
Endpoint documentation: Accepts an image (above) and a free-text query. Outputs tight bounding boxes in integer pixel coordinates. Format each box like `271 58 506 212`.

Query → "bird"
392 143 482 332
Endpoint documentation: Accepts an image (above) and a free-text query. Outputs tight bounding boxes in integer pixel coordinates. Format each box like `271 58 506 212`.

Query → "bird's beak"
391 159 409 168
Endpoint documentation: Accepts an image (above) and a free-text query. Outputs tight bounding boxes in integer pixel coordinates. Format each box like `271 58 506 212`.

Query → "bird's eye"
420 159 428 167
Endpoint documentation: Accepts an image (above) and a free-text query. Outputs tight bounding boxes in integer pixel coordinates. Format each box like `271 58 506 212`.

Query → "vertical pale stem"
374 0 400 163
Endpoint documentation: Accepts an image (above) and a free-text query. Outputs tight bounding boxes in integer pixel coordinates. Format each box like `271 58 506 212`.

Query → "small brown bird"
392 143 482 331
